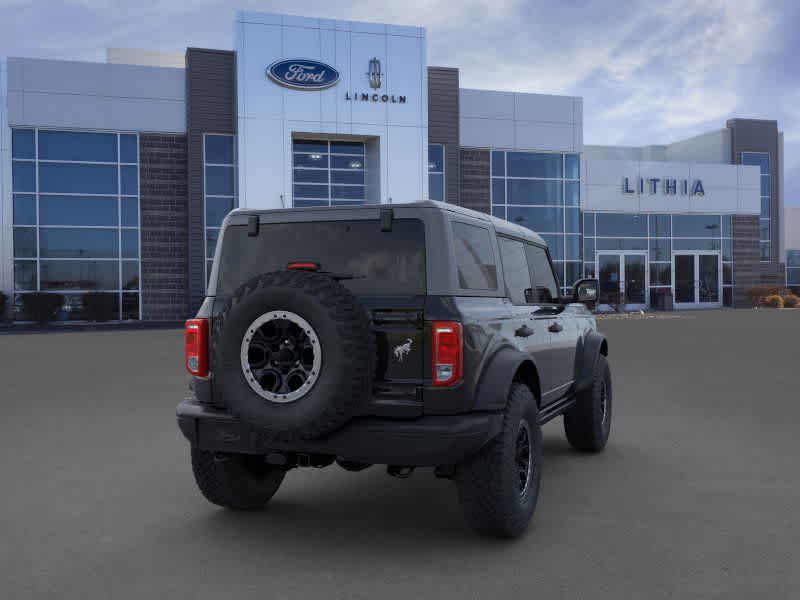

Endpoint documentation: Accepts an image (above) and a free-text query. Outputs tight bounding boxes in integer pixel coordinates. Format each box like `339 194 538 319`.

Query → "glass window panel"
507 152 562 178
122 261 139 290
206 229 219 259
649 214 671 237
12 161 36 192
205 165 235 196
506 206 563 233
672 214 721 237
650 263 671 286
565 181 579 206
40 260 119 290
787 268 800 285
507 180 562 206
673 238 721 251
331 185 364 200
428 144 444 172
595 213 647 237
761 197 770 218
121 197 138 227
120 134 138 163
13 227 37 258
649 238 671 261
331 155 363 170
205 135 234 164
721 215 732 237
498 237 532 304
723 263 732 285
333 170 365 185
596 238 647 251
40 195 118 226
206 197 234 228
741 152 769 174
565 235 581 260
429 173 444 201
452 222 498 290
40 228 118 258
583 212 595 236
584 263 595 279
13 194 36 225
122 229 139 259
14 261 37 291
787 251 800 268
723 287 732 307
293 199 328 208
760 242 770 261
540 235 563 261
565 207 580 233
293 153 328 169
565 154 580 179
492 179 505 205
293 140 328 154
121 165 138 195
293 168 328 183
565 262 582 287
491 151 505 177
39 163 118 194
583 237 595 262
12 129 35 159
330 141 364 155
122 293 140 320
759 219 770 241
760 175 770 196
38 130 117 162
525 244 560 302
491 206 506 220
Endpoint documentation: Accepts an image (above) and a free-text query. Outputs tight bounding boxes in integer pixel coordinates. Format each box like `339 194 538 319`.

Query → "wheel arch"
575 331 608 394
473 348 542 411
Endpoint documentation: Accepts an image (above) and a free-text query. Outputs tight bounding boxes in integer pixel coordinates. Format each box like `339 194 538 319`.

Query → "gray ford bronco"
177 200 611 538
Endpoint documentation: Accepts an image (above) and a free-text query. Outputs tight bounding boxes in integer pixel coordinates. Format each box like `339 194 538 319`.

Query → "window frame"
203 133 238 288
428 143 445 202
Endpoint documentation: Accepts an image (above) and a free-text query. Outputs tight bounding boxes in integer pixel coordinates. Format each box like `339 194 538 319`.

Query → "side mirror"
572 278 599 305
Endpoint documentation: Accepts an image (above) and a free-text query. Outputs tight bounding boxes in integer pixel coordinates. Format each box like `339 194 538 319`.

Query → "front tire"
564 354 612 452
456 383 542 538
191 449 285 510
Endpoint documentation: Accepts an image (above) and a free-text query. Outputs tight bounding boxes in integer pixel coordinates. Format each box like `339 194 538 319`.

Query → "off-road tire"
213 270 374 441
564 354 612 452
191 449 285 510
456 383 542 538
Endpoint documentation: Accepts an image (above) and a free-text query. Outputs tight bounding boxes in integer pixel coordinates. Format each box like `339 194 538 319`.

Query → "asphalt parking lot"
1 309 799 599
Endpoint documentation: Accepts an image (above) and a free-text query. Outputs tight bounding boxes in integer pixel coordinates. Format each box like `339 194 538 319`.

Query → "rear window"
215 219 426 296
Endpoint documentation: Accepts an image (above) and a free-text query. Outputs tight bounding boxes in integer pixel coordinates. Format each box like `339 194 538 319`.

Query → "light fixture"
310 153 322 160
349 160 362 169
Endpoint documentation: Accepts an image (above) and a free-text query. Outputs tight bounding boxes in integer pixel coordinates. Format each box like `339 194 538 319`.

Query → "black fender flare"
574 331 608 394
473 346 541 412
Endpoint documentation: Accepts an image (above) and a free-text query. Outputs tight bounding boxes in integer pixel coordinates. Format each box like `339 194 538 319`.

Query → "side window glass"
452 222 498 290
498 237 533 304
525 244 559 303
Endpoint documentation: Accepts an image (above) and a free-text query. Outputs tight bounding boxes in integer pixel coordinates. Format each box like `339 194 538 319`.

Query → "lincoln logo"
623 176 705 196
367 57 382 89
266 59 341 90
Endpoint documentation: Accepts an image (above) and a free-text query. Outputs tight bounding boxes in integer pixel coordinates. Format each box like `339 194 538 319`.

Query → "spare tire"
213 270 374 440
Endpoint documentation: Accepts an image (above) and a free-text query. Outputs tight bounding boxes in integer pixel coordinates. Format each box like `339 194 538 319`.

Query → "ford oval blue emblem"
266 59 340 90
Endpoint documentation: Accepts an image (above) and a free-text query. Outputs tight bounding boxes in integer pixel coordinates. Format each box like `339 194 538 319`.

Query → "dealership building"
0 10 794 320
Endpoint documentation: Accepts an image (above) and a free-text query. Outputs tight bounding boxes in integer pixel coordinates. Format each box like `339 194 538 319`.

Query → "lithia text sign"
623 177 705 196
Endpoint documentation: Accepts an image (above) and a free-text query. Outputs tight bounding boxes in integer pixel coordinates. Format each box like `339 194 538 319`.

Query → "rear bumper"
177 400 502 466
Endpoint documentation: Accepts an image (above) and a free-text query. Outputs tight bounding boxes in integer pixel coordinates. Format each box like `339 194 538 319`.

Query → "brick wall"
428 67 460 205
460 149 490 214
732 215 787 307
139 134 189 321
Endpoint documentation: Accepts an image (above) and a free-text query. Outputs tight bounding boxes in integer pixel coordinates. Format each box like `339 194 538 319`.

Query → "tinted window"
12 161 35 192
121 165 138 195
13 194 36 225
506 206 562 232
39 163 118 194
13 228 36 258
498 237 532 304
14 261 37 290
507 180 562 205
649 214 671 237
452 222 498 291
40 195 118 226
12 129 35 159
121 198 139 227
40 260 119 290
673 214 720 237
596 213 647 237
120 134 138 163
205 135 235 164
525 244 559 303
565 154 580 179
217 219 426 296
583 212 595 236
206 197 234 228
507 152 562 178
38 131 117 162
492 179 505 205
40 228 118 258
206 166 235 195
491 151 505 177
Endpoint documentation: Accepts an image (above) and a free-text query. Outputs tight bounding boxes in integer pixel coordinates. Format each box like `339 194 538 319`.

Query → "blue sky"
2 0 798 205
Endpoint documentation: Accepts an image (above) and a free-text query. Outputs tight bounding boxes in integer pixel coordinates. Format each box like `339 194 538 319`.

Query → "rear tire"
564 354 612 452
456 383 542 538
191 449 285 510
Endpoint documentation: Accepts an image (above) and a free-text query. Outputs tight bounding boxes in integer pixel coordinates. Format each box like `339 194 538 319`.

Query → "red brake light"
431 321 463 387
185 318 209 377
287 262 319 271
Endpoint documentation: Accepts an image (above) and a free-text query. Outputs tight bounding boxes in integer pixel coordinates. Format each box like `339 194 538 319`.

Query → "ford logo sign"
267 59 340 90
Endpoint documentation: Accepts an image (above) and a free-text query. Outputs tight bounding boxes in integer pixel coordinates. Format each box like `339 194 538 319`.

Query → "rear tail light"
431 321 463 387
185 318 209 377
287 262 319 271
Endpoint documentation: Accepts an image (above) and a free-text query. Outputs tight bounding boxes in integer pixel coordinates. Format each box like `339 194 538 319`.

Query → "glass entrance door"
597 252 648 310
672 252 721 308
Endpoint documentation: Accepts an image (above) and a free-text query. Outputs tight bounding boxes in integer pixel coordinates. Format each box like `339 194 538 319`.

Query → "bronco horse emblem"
393 338 413 362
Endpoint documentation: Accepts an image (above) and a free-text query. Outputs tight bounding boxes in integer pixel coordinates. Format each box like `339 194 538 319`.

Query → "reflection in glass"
507 152 562 178
14 261 37 290
39 228 118 258
39 163 118 194
507 180 562 205
205 135 234 164
13 194 36 225
595 213 647 237
38 130 117 162
206 197 234 228
40 195 118 226
12 129 35 159
40 260 119 290
13 228 37 258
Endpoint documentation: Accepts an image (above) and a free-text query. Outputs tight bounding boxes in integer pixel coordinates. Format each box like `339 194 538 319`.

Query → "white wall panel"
514 121 574 152
459 116 514 149
460 89 514 120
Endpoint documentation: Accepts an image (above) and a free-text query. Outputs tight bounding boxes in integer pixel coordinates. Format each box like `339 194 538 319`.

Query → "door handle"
548 322 563 333
515 325 534 338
